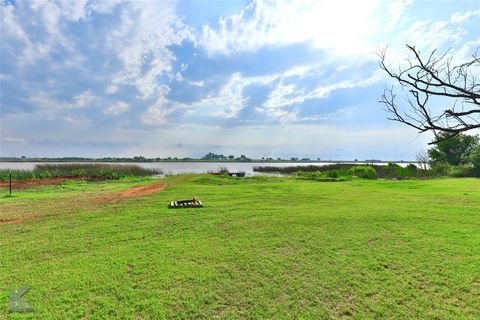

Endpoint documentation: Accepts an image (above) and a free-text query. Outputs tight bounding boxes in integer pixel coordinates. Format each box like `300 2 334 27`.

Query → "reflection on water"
0 161 416 176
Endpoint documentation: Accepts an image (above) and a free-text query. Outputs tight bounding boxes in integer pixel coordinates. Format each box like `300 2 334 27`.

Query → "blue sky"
1 0 479 159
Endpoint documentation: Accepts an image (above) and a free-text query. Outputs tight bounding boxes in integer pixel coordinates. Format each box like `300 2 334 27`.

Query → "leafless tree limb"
378 44 480 144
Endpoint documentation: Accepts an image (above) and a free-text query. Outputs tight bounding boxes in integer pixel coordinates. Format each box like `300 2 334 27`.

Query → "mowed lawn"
0 175 479 319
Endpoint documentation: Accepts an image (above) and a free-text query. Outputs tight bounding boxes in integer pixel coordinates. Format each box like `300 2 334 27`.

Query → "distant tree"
416 149 429 170
235 154 251 162
228 155 235 160
428 132 479 167
378 44 480 144
202 152 226 160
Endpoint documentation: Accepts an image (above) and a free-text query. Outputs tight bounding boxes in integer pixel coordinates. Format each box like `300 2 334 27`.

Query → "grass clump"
0 163 161 181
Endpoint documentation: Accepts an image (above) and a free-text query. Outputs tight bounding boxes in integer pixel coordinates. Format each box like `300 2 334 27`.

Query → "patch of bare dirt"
96 183 166 202
0 177 108 188
0 216 36 226
0 178 74 188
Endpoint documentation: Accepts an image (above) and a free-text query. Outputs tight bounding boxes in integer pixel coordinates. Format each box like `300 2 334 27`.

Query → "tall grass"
254 164 352 174
0 164 161 181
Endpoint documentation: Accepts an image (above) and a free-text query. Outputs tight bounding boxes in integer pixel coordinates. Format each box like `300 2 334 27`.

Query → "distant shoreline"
0 159 418 164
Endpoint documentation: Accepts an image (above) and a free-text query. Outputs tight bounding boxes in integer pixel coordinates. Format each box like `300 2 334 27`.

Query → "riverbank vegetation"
0 163 160 181
256 133 480 179
254 163 429 180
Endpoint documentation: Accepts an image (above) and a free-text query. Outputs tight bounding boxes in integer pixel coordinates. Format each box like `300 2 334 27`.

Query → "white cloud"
399 19 464 52
141 86 176 125
386 0 414 30
381 8 480 63
142 58 383 125
263 83 304 110
259 69 383 122
201 0 382 56
175 72 184 82
24 90 97 110
56 0 91 21
105 1 193 99
73 90 95 108
2 1 192 101
2 137 26 144
1 4 30 42
189 80 205 87
141 71 275 124
105 84 119 94
104 101 130 116
450 9 480 23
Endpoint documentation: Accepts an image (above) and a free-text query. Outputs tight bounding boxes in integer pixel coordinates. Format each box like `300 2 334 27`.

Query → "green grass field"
1 175 479 319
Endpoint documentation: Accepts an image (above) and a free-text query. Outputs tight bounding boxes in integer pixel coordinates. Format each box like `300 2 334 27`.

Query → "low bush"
294 171 344 181
327 169 340 179
349 166 377 179
431 163 451 176
448 166 473 178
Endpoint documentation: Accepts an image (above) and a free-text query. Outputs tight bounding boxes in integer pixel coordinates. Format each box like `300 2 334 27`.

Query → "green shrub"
448 166 473 177
294 170 345 181
387 162 399 172
406 164 418 172
350 166 377 179
327 169 339 179
432 163 451 176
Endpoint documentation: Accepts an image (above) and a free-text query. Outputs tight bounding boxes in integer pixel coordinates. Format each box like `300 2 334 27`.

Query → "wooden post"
9 170 12 195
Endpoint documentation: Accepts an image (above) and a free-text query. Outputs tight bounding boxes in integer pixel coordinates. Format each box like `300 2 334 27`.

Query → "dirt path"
0 216 36 226
96 183 167 202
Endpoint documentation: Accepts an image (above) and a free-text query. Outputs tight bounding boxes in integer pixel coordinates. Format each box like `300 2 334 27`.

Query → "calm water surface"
0 161 416 176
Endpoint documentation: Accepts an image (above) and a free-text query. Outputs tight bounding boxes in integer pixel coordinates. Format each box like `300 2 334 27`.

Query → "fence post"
9 170 12 195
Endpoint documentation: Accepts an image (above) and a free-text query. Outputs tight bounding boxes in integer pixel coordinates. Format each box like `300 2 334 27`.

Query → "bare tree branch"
378 44 480 144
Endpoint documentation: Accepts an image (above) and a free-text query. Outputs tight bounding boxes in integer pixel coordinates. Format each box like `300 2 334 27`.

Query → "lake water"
0 161 416 176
